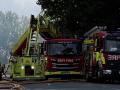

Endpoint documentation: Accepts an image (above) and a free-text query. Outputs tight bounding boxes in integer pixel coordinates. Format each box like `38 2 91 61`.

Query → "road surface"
23 81 120 90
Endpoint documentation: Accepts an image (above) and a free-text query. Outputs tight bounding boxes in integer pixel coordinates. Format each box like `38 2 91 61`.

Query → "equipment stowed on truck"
83 26 120 82
9 14 84 80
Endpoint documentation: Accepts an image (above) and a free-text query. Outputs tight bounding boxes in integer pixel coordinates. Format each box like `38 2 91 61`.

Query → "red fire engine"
42 38 84 79
83 26 120 82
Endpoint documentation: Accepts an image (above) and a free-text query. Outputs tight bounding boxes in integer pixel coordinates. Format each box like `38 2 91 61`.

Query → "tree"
0 11 29 63
37 0 120 37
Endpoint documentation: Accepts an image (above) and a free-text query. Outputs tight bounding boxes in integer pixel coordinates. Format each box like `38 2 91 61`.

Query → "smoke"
0 0 41 16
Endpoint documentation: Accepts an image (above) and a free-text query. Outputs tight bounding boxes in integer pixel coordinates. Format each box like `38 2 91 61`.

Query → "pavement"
0 80 25 90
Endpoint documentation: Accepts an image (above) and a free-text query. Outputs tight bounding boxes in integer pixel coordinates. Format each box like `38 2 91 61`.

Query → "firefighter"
95 50 106 80
95 50 105 67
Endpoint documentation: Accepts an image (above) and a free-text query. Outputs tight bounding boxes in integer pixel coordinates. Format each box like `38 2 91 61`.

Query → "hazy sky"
0 0 41 16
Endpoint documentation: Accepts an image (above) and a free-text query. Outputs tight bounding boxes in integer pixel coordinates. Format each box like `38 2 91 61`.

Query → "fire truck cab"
41 39 84 79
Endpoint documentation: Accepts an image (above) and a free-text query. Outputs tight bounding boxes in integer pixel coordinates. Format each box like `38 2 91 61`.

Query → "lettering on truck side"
108 55 120 60
57 59 74 63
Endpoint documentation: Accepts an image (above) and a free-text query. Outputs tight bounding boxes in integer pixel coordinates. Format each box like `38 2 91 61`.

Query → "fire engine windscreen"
47 42 81 55
105 39 120 52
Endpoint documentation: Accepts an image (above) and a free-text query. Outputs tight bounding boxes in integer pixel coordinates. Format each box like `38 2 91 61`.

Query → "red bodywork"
46 55 83 71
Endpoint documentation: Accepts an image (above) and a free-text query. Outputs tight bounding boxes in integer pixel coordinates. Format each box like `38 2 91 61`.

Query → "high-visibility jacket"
95 52 105 64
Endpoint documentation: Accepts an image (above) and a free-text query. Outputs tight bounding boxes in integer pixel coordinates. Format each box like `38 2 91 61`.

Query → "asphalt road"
23 81 120 90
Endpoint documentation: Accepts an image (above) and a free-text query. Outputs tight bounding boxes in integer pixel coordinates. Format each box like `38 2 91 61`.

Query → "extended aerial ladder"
11 14 60 56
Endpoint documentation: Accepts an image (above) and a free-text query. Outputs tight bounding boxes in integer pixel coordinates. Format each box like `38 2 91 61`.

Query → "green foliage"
37 0 120 37
0 11 29 63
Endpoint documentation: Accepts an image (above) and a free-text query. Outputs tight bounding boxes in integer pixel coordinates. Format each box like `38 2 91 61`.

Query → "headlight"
21 66 24 70
103 70 112 74
31 66 34 69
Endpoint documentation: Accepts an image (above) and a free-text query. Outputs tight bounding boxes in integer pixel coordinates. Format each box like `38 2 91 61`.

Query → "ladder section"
38 14 61 39
11 14 61 56
27 15 39 56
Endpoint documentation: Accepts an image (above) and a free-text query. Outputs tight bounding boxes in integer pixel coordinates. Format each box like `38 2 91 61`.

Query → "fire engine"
83 26 120 82
42 38 83 79
9 14 83 80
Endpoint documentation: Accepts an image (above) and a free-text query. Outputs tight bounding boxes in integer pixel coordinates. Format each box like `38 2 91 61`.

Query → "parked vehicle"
83 26 120 82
